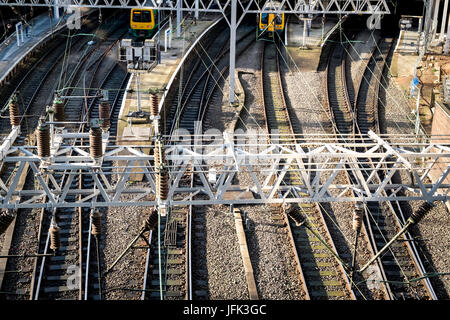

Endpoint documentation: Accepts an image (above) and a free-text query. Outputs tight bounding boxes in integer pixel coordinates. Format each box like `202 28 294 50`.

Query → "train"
258 1 286 40
129 8 162 39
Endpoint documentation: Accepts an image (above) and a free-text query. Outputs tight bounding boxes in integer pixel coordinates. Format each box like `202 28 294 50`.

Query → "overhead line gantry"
0 0 391 102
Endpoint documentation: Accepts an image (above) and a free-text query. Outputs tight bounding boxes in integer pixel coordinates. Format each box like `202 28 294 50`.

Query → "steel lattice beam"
0 131 448 210
0 0 391 14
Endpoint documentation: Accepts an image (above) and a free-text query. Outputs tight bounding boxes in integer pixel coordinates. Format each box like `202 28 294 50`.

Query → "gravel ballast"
381 66 450 298
280 33 395 299
204 40 308 299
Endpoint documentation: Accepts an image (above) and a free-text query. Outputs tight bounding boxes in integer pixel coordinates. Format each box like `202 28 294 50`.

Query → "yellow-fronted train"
130 8 166 40
258 1 285 40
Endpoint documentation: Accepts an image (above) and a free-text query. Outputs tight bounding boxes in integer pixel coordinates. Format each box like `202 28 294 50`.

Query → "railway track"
0 16 109 299
142 208 187 300
136 21 231 301
189 202 209 300
187 26 257 300
167 25 254 135
139 24 257 300
326 32 437 300
135 23 258 300
0 15 129 300
0 11 98 113
32 20 127 300
78 30 129 300
0 12 440 301
0 18 115 230
261 41 355 300
140 179 207 300
355 38 436 300
198 27 256 126
0 19 99 175
166 24 229 135
355 38 391 136
62 22 127 126
326 40 355 136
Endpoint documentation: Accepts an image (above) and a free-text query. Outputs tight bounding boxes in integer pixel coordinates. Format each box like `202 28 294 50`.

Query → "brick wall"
429 102 450 208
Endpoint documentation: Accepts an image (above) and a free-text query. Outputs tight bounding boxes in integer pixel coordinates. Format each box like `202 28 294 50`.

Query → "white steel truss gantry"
0 1 391 14
0 131 448 210
0 1 391 104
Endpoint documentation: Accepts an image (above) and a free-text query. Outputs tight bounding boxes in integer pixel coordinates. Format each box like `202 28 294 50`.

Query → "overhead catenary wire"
260 29 367 298
269 18 438 294
334 31 438 287
341 31 427 136
338 69 430 291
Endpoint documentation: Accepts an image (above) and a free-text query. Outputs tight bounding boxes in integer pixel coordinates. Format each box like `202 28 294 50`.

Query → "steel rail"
31 19 126 300
145 22 254 301
168 26 253 135
325 31 394 300
150 22 234 301
168 25 231 135
261 40 356 300
327 31 437 299
352 36 437 300
78 26 130 300
198 31 256 126
0 14 102 300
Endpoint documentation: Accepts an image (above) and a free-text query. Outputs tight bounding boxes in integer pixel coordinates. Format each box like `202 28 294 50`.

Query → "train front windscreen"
132 10 152 23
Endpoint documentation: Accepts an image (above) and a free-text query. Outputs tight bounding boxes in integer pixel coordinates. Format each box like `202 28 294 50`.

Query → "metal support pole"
49 7 53 38
153 106 160 136
54 0 59 20
423 0 434 54
440 0 449 41
158 9 161 64
195 0 199 19
158 206 163 300
285 21 288 46
321 15 325 43
445 10 450 53
229 0 237 104
136 73 141 113
15 22 23 47
302 19 307 47
49 110 54 150
418 18 423 54
307 17 311 36
165 29 169 52
176 0 182 37
153 118 160 136
415 86 421 136
169 16 173 49
431 0 441 42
